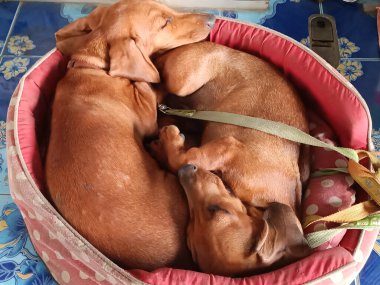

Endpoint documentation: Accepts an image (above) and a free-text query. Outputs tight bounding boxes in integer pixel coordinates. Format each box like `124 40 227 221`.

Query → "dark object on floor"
377 7 380 48
308 14 340 68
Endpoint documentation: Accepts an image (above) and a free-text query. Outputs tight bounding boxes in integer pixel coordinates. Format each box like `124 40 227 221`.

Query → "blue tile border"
0 2 21 57
0 2 19 53
322 0 379 59
0 198 57 285
0 56 39 119
4 2 69 57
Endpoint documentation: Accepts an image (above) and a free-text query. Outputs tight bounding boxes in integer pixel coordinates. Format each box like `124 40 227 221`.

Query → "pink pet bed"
7 18 377 284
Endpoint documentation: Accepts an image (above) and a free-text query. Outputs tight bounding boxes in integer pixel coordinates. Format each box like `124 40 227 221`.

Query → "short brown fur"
46 0 214 270
151 42 311 275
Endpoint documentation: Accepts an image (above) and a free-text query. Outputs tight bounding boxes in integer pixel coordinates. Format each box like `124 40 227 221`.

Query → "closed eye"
210 170 234 196
208 205 230 215
161 16 173 29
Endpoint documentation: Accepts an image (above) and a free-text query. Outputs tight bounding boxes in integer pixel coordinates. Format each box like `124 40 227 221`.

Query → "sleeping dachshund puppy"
150 41 311 276
46 0 214 271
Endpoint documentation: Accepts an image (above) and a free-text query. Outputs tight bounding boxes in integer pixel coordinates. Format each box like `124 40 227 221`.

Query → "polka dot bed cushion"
7 18 378 285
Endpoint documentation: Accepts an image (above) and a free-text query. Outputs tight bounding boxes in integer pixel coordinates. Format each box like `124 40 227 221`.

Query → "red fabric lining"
16 51 67 194
130 248 353 285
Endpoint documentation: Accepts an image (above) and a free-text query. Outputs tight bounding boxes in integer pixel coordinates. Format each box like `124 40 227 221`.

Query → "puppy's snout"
178 164 197 178
207 15 216 29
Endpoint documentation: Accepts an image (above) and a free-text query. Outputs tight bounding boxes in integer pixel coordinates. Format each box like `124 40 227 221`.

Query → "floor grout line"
0 1 23 57
319 1 324 14
341 58 380 62
1 55 43 58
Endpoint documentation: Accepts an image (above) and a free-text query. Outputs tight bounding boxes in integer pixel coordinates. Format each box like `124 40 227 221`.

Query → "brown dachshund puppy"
150 42 311 275
178 164 310 276
46 0 214 271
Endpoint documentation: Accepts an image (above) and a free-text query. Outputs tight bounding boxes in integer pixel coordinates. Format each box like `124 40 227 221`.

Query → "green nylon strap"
311 168 349 178
306 213 380 248
158 105 359 162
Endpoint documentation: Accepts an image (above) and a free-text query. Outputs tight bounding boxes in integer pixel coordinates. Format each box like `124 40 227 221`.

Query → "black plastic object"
308 14 340 68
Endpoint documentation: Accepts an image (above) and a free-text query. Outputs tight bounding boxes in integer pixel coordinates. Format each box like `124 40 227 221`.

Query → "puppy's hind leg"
154 43 219 97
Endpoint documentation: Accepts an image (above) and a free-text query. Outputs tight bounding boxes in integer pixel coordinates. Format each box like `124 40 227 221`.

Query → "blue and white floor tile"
0 2 19 49
0 1 379 284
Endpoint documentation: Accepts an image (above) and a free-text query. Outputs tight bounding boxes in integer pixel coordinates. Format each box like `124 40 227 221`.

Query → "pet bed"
6 18 377 285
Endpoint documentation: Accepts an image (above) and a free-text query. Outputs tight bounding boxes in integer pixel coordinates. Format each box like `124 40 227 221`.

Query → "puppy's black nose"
207 15 216 29
178 164 197 177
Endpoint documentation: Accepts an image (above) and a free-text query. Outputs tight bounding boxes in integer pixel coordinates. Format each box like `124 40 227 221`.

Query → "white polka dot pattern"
79 271 89 280
7 121 14 130
55 250 64 260
354 249 364 262
61 271 70 283
41 251 49 263
28 210 36 219
33 230 41 241
314 223 326 231
96 272 106 281
81 252 90 263
329 196 342 207
329 271 344 283
36 212 44 221
48 230 56 240
345 176 354 186
108 275 117 285
16 172 27 181
321 179 334 188
306 204 318 215
71 251 79 260
334 159 347 168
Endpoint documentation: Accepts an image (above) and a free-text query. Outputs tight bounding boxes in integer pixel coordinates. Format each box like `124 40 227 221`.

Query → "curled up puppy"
150 41 312 275
46 0 215 271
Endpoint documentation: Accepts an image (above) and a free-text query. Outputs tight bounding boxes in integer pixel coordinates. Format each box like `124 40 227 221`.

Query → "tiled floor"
0 1 379 284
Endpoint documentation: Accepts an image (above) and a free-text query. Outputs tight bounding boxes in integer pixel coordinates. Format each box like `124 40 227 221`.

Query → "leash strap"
158 105 359 162
306 213 380 248
158 105 380 248
304 200 380 227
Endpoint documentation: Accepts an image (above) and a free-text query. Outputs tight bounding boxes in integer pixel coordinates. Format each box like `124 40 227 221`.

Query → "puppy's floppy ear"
55 6 107 56
108 38 160 82
254 202 311 266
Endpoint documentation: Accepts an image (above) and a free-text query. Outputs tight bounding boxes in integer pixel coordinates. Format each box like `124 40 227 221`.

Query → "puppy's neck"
71 37 109 72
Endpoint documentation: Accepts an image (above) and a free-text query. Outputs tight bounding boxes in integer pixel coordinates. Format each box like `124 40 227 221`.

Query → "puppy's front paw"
154 125 186 172
159 125 185 150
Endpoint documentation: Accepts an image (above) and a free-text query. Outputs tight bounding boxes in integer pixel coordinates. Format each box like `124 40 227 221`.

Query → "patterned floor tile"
4 2 68 57
322 0 379 59
360 250 380 285
60 3 97 22
262 0 320 41
0 2 19 52
0 57 39 119
340 60 380 129
0 147 9 195
0 197 57 285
